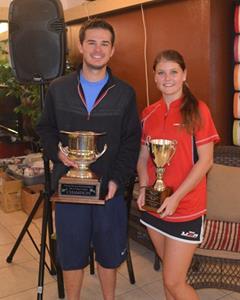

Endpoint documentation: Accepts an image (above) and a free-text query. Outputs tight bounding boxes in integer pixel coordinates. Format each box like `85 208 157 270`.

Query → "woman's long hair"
153 49 201 133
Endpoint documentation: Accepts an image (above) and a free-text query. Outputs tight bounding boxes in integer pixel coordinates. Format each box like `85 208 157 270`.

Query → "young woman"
137 50 220 300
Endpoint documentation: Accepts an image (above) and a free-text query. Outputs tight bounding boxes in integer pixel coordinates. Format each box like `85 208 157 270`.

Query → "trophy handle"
96 144 107 159
59 142 69 157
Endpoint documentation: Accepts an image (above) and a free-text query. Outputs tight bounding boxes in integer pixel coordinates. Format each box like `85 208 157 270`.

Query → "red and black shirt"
141 97 220 222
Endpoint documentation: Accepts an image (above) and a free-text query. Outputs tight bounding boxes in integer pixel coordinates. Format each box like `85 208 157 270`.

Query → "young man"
36 19 141 300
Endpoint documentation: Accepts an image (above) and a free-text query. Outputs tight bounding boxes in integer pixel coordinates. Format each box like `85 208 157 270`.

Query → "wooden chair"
129 145 240 292
187 145 240 292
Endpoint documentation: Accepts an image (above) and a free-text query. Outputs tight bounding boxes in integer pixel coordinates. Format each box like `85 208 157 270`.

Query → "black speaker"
8 0 66 84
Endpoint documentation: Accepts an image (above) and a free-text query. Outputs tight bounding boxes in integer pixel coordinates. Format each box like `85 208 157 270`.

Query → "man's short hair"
79 18 115 45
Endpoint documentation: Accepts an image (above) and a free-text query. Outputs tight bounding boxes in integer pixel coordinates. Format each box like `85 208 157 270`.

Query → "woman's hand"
157 194 179 218
137 188 146 211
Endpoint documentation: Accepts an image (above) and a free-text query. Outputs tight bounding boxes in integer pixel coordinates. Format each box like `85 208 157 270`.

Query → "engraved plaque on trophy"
53 131 107 205
143 139 177 212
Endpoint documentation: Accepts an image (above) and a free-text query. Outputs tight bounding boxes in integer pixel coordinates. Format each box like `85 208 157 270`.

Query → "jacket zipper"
77 83 115 120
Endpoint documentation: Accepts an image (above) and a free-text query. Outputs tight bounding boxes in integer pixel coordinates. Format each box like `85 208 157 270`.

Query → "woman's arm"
158 141 214 217
136 144 150 210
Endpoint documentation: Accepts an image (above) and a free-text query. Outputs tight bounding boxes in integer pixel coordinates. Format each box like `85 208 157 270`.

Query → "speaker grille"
49 19 65 32
9 0 66 83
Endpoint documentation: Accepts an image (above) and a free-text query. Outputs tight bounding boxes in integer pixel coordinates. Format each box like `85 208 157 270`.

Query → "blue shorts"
55 195 128 270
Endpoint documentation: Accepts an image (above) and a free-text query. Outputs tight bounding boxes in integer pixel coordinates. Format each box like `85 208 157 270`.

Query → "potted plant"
0 41 41 140
0 40 73 145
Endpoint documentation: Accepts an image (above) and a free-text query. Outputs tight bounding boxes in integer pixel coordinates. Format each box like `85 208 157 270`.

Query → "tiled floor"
0 208 239 300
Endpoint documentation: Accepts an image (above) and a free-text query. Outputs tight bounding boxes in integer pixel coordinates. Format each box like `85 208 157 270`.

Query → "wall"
67 0 234 144
64 0 155 22
0 7 8 21
209 0 234 145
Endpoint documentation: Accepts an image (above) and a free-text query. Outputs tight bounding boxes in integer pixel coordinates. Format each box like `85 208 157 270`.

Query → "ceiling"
0 0 89 10
0 0 154 28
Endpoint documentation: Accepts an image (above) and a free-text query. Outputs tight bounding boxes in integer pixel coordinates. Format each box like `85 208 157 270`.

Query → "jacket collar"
76 64 116 109
76 64 115 87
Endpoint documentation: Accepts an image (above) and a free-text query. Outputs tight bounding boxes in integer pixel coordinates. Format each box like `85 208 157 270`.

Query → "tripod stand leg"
126 240 135 284
37 148 59 299
47 205 56 275
56 259 65 298
6 192 44 263
37 192 52 299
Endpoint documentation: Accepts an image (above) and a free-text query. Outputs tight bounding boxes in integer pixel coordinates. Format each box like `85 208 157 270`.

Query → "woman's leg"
162 237 199 300
147 227 199 300
147 228 174 300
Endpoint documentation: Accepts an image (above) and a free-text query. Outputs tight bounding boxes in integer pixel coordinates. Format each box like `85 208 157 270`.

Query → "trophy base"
143 186 173 212
67 168 97 179
53 176 105 205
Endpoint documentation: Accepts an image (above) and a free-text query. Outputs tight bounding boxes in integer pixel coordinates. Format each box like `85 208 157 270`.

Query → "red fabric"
141 98 220 222
200 220 240 252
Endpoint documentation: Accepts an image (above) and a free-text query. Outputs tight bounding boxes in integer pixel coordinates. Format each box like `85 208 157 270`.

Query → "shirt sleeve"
195 101 220 146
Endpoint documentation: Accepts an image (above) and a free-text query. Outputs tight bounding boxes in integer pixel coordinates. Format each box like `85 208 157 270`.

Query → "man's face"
78 28 115 70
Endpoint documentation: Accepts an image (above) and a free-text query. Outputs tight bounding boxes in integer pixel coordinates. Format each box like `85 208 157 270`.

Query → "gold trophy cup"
54 131 107 204
143 139 177 212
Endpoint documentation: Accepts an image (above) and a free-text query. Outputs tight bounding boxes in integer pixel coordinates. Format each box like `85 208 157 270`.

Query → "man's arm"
109 89 141 188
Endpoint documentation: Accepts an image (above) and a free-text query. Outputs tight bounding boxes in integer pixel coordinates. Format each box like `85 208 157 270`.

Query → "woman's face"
154 59 187 103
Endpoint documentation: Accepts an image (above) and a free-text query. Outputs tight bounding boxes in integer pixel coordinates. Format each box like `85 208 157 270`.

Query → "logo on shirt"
173 123 185 127
121 248 127 256
181 231 198 239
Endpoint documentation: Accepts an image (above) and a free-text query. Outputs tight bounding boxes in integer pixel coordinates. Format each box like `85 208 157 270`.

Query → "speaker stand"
6 83 61 299
36 83 59 299
6 189 54 276
5 152 57 299
37 151 58 299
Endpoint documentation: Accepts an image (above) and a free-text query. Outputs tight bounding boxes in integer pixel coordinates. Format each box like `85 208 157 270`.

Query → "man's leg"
93 196 127 300
55 204 92 300
97 263 117 300
63 269 84 300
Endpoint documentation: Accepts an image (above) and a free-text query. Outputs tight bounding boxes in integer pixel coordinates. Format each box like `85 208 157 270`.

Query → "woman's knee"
163 272 185 294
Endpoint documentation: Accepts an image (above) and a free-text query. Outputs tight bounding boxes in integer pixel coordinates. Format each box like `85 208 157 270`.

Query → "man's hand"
58 150 78 168
105 180 118 201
